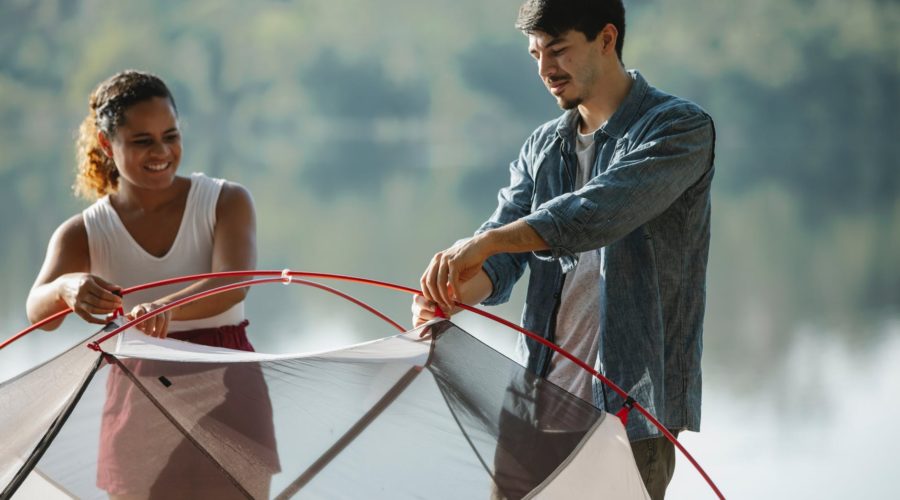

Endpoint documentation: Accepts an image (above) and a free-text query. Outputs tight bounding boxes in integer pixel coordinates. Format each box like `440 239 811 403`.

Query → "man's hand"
420 236 491 314
411 294 438 328
414 220 545 329
411 294 463 327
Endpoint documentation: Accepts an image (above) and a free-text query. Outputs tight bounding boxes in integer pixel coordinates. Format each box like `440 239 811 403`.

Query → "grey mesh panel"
428 322 603 499
0 330 104 495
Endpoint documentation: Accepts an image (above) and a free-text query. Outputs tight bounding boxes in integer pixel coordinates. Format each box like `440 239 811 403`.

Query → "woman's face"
101 96 182 193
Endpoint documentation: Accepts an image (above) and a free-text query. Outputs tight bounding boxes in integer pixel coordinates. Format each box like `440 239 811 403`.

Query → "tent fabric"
112 325 432 363
0 327 111 496
4 320 648 499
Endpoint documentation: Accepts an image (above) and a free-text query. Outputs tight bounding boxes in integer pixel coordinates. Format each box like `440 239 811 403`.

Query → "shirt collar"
555 69 649 141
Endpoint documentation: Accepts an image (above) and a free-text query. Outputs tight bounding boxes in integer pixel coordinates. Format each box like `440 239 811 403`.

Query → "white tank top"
83 172 245 332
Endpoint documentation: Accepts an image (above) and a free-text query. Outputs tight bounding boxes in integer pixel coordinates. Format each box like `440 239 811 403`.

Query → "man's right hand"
57 273 123 324
413 252 495 333
419 236 493 315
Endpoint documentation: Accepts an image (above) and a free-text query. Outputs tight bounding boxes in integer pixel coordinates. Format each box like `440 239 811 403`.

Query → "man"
414 0 715 497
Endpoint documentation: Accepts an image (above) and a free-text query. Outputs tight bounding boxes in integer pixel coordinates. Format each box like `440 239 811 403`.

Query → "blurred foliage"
0 0 898 389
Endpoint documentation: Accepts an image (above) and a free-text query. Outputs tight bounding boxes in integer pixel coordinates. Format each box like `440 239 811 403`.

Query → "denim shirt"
477 71 715 441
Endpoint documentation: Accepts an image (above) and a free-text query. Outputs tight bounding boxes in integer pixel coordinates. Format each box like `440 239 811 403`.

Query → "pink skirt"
97 321 280 498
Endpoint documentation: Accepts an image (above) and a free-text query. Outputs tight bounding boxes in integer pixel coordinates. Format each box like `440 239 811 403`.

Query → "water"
669 321 900 498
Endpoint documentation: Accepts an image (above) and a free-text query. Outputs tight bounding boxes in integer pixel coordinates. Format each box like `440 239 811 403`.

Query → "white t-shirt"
547 127 604 403
82 172 244 332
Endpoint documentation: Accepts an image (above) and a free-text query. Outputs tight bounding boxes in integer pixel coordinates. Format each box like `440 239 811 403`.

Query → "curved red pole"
88 276 406 349
3 269 723 498
1 270 412 351
0 308 71 350
453 303 725 500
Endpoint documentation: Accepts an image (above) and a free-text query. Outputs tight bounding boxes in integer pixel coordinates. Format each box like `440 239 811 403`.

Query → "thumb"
93 275 123 294
447 267 460 303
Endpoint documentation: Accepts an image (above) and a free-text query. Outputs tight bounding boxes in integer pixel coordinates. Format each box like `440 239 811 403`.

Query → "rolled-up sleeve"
524 109 714 255
476 133 539 305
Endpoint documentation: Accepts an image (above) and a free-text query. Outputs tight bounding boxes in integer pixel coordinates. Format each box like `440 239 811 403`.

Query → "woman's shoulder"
48 213 89 254
186 172 252 207
214 179 255 225
217 180 254 211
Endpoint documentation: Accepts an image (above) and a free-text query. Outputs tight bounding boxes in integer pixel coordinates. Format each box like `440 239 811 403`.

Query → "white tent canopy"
3 320 648 499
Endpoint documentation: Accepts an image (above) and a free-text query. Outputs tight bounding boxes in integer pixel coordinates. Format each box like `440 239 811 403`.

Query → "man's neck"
577 65 633 134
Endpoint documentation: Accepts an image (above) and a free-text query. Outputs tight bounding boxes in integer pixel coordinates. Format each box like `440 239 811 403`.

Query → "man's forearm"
426 219 548 312
455 270 493 307
476 219 549 257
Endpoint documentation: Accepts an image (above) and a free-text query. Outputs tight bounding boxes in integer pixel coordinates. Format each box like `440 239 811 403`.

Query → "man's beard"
556 95 582 110
547 77 582 110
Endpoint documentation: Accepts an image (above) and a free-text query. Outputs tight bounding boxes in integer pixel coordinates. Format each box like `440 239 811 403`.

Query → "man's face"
528 29 605 110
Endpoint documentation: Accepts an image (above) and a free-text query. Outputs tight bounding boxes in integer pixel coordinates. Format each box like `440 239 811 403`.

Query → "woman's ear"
97 131 113 158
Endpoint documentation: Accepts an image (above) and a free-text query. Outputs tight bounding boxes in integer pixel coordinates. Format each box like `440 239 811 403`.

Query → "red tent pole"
2 269 724 498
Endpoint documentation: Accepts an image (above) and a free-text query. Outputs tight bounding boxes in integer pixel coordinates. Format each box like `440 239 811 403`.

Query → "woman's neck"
110 175 190 213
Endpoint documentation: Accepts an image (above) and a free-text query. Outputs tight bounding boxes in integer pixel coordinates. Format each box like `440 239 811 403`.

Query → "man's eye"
552 48 566 57
164 134 180 143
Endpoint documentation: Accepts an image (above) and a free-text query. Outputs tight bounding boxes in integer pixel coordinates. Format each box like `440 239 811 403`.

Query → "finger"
414 309 434 326
76 299 120 317
132 315 149 334
423 254 446 304
447 262 460 307
92 275 123 294
436 255 454 312
151 314 164 338
412 297 436 328
412 298 426 325
413 294 436 313
93 281 123 302
158 313 170 339
84 290 122 311
142 317 158 338
421 256 442 304
141 315 154 337
129 307 152 335
73 307 108 325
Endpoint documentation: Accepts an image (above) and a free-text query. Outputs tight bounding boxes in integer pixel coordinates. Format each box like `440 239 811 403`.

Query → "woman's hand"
57 273 123 325
128 302 172 339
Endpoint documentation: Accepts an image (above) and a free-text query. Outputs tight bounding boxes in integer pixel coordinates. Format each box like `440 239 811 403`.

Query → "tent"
0 271 721 499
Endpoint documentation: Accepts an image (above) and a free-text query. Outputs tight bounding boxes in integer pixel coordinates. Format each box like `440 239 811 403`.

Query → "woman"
27 70 255 338
27 70 278 498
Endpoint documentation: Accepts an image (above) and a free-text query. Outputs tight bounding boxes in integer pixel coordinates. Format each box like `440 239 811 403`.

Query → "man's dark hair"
515 0 626 62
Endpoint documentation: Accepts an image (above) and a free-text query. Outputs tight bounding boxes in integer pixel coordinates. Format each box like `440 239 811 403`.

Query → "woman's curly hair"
74 70 177 200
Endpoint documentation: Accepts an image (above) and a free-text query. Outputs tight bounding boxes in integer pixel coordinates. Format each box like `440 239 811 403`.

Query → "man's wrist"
480 219 549 255
472 230 500 260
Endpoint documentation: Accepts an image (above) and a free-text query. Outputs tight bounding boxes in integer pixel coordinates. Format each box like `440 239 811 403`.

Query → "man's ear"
600 23 619 55
97 131 113 158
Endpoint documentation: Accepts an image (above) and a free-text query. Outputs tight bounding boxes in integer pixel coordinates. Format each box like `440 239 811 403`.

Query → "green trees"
0 0 897 376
